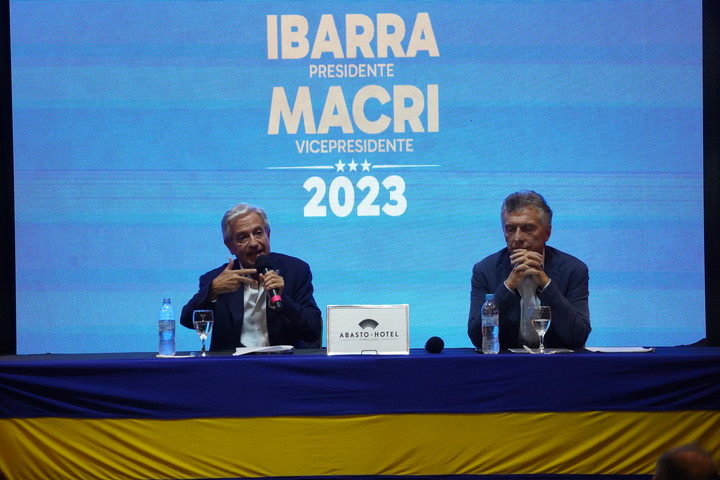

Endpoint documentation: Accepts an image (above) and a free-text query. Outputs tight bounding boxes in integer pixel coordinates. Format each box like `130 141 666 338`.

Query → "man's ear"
225 240 236 256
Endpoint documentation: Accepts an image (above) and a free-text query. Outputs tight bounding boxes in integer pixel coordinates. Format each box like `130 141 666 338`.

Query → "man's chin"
244 252 265 266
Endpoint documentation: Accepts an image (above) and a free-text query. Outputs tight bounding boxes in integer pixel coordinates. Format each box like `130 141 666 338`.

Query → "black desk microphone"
425 336 444 353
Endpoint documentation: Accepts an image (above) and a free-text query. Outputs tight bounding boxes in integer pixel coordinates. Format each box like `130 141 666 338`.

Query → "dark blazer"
180 252 322 351
468 246 590 349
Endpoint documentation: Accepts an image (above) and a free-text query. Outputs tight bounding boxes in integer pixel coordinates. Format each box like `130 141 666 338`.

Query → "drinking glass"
192 310 214 357
529 305 552 354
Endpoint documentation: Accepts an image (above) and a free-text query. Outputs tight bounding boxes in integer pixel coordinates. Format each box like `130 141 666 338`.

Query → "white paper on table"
585 346 655 353
509 347 574 354
233 345 295 356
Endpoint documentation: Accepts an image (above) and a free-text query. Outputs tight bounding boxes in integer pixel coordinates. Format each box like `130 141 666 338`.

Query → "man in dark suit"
468 191 590 350
180 203 322 351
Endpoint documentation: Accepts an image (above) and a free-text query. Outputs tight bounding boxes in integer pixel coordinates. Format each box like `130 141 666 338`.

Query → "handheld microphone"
254 255 283 311
425 336 444 354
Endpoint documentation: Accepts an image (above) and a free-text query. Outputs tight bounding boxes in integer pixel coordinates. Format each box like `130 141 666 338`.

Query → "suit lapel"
228 288 245 328
543 247 557 282
227 257 247 342
499 248 512 280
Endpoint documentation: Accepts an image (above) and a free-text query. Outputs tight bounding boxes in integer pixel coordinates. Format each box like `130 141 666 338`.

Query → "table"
1 348 719 480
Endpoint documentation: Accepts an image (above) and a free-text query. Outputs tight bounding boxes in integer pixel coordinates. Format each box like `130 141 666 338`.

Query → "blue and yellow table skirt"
1 348 719 480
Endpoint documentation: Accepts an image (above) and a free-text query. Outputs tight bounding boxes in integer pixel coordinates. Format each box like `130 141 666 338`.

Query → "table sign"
326 305 409 355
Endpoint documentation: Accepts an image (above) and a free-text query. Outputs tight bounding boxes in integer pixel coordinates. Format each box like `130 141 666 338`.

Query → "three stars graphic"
334 159 372 172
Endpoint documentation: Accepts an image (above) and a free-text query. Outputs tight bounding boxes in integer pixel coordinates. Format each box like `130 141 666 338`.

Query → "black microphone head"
425 336 444 354
254 254 273 272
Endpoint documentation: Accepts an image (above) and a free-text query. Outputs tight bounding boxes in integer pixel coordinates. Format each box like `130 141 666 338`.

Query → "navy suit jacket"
180 252 322 351
468 246 590 349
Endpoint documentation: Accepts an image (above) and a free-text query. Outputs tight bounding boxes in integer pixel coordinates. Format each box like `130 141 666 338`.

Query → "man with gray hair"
468 190 591 350
181 203 322 351
654 444 718 480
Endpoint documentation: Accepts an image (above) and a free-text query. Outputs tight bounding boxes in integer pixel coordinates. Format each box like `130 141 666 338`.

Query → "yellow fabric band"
1 411 718 480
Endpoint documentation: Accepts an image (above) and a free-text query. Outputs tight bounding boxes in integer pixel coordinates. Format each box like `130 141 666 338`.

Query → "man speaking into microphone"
180 203 322 351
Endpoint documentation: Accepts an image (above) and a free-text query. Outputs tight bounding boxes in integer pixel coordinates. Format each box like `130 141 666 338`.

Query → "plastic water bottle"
158 298 176 356
481 293 500 354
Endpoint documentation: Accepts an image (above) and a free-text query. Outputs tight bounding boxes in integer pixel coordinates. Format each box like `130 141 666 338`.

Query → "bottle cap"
485 294 494 301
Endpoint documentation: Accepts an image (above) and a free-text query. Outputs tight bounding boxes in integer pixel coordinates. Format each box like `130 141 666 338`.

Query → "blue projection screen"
11 1 704 353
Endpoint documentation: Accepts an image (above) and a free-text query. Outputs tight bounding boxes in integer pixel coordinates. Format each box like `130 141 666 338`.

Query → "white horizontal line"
266 166 335 170
372 165 441 168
